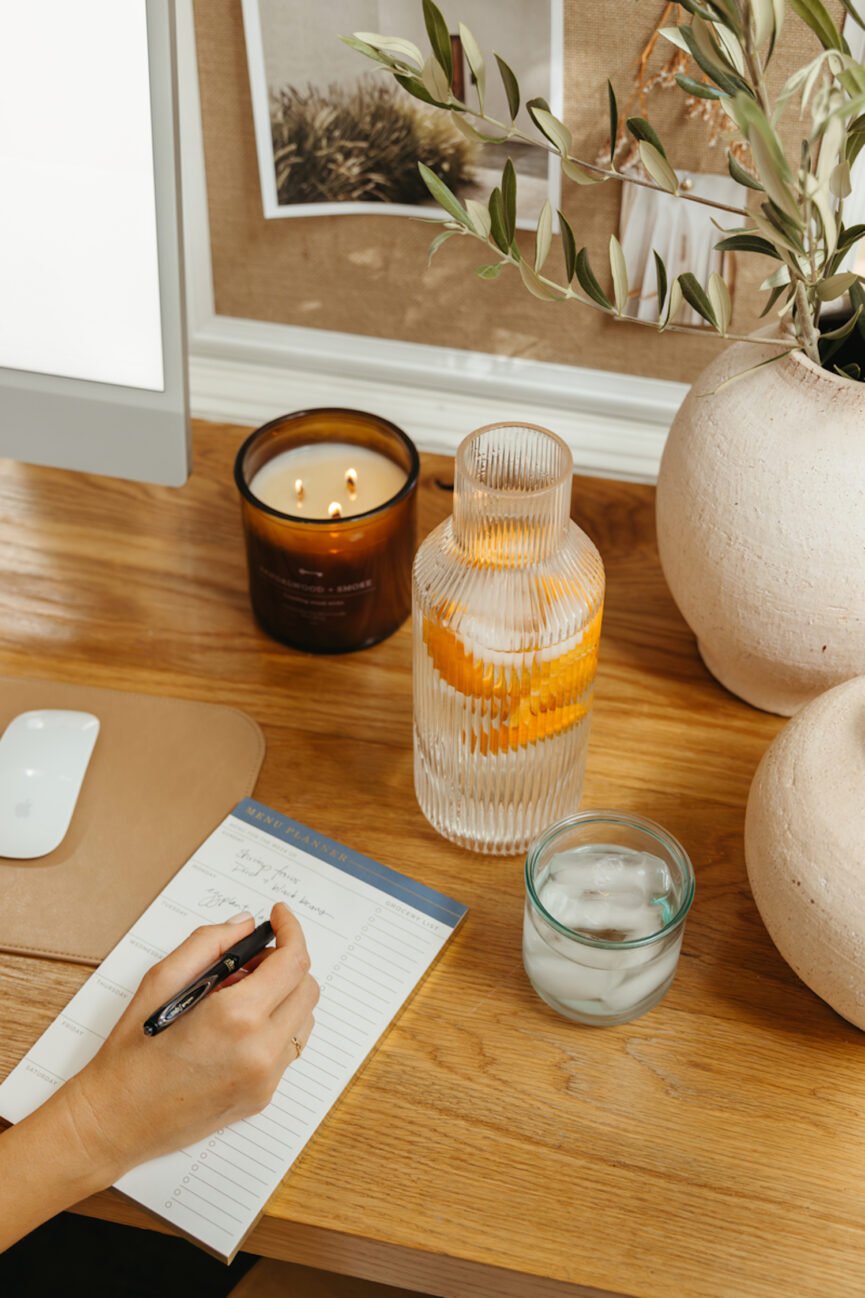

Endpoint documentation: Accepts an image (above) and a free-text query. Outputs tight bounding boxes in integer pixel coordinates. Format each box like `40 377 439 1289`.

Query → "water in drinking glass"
523 843 688 1025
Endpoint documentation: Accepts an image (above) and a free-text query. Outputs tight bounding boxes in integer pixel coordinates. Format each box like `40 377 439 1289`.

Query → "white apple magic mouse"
0 710 100 859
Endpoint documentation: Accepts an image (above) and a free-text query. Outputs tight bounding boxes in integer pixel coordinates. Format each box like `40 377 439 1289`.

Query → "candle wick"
294 477 305 503
328 501 343 519
345 467 358 497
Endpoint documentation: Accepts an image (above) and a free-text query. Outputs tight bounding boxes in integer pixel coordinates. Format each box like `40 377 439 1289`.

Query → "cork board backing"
193 1 844 386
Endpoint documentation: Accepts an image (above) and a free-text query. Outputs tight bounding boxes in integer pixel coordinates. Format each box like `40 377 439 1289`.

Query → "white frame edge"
175 0 687 483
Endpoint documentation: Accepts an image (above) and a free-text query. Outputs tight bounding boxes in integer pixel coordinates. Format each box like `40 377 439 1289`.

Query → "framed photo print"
241 0 563 231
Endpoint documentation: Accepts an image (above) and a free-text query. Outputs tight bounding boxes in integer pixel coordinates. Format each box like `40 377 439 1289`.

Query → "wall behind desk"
193 0 842 387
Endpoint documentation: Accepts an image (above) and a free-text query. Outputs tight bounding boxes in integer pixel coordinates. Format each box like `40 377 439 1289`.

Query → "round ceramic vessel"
744 675 865 1029
656 343 865 716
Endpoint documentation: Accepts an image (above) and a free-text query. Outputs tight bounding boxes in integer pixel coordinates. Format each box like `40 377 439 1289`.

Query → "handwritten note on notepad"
0 799 467 1259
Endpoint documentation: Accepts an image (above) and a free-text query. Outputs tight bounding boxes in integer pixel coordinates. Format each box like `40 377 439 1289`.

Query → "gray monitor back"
0 0 189 486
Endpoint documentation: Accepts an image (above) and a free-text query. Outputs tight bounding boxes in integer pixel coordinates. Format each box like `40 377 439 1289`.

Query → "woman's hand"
71 901 319 1176
0 902 318 1251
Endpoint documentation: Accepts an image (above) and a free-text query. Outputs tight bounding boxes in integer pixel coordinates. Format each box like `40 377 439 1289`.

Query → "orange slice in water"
422 602 603 751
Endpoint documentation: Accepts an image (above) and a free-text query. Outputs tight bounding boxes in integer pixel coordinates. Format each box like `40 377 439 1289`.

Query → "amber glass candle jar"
234 409 419 653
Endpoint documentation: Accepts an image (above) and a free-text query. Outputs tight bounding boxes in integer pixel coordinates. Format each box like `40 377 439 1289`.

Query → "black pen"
142 920 275 1036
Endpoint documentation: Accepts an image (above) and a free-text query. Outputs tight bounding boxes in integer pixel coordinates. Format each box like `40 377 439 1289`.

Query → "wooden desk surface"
0 425 861 1298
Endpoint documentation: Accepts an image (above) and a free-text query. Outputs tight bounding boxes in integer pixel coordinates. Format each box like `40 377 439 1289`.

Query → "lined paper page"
0 800 467 1259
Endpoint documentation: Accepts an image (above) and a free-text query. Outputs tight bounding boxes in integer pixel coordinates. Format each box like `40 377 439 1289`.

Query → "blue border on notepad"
230 799 468 928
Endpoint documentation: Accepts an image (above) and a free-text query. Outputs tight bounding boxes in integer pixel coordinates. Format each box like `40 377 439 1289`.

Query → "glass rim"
456 421 573 500
233 408 420 526
524 810 695 949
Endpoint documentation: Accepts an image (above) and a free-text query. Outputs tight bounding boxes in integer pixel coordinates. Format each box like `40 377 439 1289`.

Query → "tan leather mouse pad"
0 679 265 965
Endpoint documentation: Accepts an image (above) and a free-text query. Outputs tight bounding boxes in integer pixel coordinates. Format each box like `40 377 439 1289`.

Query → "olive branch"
343 0 865 381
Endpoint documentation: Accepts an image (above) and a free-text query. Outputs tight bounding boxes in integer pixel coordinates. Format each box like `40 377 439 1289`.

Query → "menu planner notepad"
0 799 468 1260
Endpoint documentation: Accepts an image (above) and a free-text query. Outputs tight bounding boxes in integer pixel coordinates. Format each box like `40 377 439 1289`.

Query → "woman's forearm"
0 1080 121 1252
0 904 316 1253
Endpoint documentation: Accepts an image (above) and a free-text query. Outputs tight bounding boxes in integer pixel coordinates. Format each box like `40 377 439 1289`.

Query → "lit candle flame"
294 477 304 502
328 501 342 519
345 467 358 497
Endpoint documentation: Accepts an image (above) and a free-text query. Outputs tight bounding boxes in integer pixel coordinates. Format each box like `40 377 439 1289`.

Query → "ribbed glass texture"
413 422 605 855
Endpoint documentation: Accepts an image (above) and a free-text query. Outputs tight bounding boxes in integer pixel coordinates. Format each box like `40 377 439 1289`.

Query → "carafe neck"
452 423 573 566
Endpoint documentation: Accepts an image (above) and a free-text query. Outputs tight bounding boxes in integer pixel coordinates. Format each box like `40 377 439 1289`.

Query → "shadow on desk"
0 1214 255 1298
0 1215 440 1298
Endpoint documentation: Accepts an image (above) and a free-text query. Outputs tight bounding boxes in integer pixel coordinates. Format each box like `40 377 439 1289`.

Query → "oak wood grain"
0 426 860 1298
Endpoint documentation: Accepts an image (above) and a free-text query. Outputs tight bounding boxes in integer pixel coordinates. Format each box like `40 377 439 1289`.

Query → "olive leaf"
535 200 553 272
465 198 492 238
495 54 521 119
680 24 747 95
678 272 719 327
502 158 517 244
519 260 566 300
487 188 510 254
665 277 684 327
459 22 485 111
575 248 613 310
639 141 679 193
788 0 848 52
677 0 723 23
353 32 425 68
836 223 865 255
752 140 800 224
816 271 860 300
675 73 728 99
422 0 453 84
751 210 805 255
715 233 781 256
654 251 668 320
727 153 764 190
450 116 509 144
421 55 450 102
394 74 439 105
759 284 788 316
563 158 604 184
418 162 471 226
529 104 573 156
708 271 732 333
706 350 792 395
341 35 402 68
609 235 629 315
830 160 853 197
559 211 578 282
808 180 838 253
659 26 691 53
751 0 777 48
760 264 791 290
427 229 460 265
607 81 618 164
476 263 503 279
626 117 668 158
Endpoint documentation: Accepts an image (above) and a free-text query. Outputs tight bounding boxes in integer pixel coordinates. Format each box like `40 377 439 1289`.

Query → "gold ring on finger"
291 1034 303 1059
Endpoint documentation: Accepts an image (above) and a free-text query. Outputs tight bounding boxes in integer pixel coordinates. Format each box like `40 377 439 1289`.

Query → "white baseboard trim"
189 315 687 482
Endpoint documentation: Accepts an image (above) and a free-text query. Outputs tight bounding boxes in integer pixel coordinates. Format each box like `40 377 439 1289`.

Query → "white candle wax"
249 443 407 520
523 844 684 1022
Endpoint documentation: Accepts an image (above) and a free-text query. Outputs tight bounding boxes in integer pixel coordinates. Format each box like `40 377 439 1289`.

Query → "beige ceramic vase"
656 341 865 716
744 675 865 1029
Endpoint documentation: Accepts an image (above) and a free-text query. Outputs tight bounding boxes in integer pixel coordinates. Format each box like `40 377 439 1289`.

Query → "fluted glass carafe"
413 422 605 855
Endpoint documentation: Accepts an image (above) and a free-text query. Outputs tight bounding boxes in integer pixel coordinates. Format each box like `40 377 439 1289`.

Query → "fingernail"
227 910 253 924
